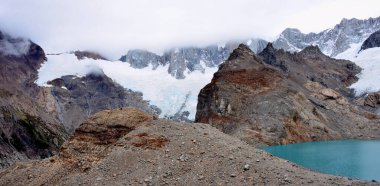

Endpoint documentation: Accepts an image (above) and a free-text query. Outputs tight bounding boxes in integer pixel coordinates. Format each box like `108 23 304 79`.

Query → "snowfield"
36 53 218 120
336 43 380 95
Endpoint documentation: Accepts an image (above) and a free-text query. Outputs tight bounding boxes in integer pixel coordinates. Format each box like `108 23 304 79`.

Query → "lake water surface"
260 140 380 182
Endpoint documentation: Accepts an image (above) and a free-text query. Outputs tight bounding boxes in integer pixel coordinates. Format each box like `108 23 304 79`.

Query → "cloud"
0 32 31 56
0 0 379 59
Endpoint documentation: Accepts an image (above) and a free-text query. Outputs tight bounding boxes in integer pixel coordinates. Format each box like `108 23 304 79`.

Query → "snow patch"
335 42 363 60
246 39 252 45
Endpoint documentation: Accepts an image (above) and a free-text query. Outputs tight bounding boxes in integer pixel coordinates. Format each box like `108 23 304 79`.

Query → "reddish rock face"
59 108 156 170
196 44 380 146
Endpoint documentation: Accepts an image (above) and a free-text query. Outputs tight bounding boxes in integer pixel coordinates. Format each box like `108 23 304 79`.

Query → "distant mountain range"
273 17 380 56
118 16 380 80
120 39 268 79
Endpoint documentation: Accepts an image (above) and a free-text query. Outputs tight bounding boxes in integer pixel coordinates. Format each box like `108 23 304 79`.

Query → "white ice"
36 53 218 120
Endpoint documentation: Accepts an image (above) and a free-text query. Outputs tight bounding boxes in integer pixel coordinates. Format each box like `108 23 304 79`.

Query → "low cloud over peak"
1 0 379 59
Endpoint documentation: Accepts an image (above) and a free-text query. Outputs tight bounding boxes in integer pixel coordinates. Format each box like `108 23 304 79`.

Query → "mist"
1 0 379 59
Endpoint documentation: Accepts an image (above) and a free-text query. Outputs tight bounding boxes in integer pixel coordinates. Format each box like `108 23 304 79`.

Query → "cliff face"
196 44 380 146
0 108 374 185
0 32 67 168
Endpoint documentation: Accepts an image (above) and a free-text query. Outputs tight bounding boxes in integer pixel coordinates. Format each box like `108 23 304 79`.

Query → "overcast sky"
1 0 379 58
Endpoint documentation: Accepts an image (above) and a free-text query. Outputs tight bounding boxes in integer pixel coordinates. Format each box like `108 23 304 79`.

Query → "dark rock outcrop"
45 72 160 133
73 51 107 60
360 30 380 51
196 44 380 146
120 49 163 69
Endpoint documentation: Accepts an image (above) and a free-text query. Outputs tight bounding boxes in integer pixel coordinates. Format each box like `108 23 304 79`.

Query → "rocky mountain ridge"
120 39 268 79
273 16 380 56
196 44 380 146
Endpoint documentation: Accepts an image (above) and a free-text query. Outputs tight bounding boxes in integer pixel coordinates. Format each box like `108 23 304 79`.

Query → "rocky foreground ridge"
196 44 380 146
0 108 376 185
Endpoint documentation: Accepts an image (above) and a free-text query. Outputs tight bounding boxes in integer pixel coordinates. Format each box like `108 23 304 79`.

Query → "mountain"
0 31 68 168
196 44 380 146
120 39 268 79
0 108 374 185
273 17 380 56
36 52 218 121
0 31 162 168
332 28 380 96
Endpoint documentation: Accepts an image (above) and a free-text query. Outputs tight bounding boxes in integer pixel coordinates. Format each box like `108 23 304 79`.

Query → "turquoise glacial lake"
260 140 380 182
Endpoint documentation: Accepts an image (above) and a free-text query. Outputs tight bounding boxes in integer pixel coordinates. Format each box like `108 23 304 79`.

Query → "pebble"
144 176 153 183
244 164 250 171
178 154 188 162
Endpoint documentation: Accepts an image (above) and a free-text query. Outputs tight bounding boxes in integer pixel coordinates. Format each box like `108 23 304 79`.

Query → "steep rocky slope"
360 30 380 51
44 72 160 133
0 31 67 168
274 17 380 56
196 44 380 146
0 108 376 185
120 39 268 79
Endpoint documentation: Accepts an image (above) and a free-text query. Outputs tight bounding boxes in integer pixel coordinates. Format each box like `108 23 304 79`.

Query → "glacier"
336 45 380 95
36 53 218 120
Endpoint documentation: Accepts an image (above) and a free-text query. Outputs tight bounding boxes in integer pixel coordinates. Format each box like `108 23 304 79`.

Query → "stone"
244 164 250 171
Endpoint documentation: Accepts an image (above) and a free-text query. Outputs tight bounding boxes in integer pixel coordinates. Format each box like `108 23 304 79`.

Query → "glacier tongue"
340 47 380 95
37 53 218 120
